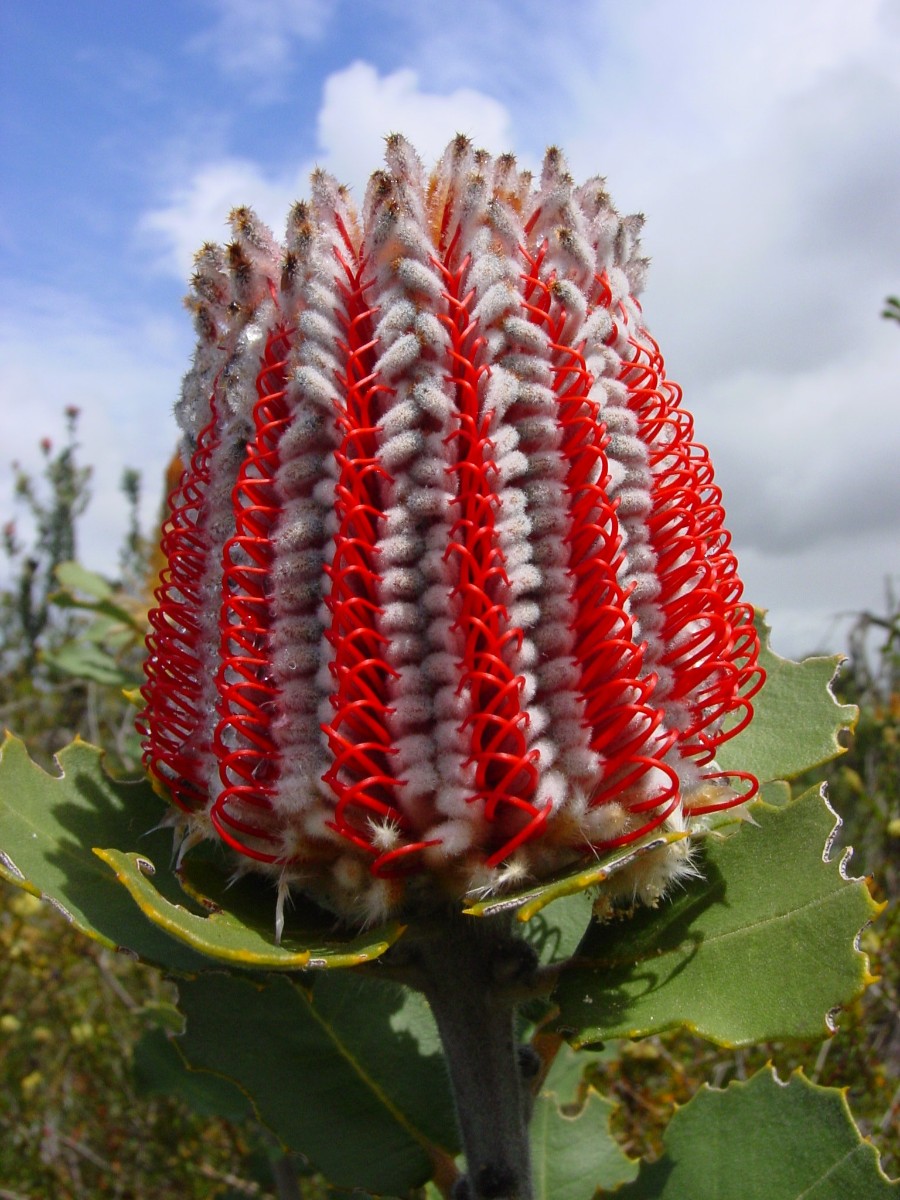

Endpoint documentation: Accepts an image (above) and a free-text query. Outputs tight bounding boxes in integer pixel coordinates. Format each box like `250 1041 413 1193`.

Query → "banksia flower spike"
139 135 764 924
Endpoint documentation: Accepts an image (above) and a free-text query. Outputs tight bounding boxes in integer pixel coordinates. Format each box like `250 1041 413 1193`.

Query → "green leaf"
175 971 460 1195
49 591 145 629
531 1045 637 1199
42 640 135 686
0 734 211 971
0 734 403 972
759 779 792 806
133 1026 255 1122
553 790 880 1046
615 1067 899 1199
135 999 185 1034
95 847 403 970
522 890 596 966
719 612 857 782
55 560 115 600
52 562 146 631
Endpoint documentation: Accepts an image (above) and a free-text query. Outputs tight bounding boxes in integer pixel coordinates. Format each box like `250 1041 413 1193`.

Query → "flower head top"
139 135 763 921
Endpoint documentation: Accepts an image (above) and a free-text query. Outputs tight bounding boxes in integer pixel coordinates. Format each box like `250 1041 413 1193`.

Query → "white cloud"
737 530 899 659
0 289 187 578
621 0 886 122
555 0 893 205
114 14 900 656
689 330 900 550
138 61 513 278
528 1 900 656
188 0 335 78
316 61 513 197
638 60 900 379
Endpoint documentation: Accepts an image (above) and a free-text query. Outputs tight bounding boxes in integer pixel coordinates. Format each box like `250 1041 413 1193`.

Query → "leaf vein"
793 1142 867 1199
301 988 445 1156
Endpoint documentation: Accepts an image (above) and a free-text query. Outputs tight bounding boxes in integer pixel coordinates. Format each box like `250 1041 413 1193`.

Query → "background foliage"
0 422 897 1197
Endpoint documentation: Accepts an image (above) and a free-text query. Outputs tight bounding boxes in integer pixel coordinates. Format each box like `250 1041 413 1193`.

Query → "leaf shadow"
49 764 194 904
525 910 569 961
31 758 215 968
553 854 728 1033
177 969 462 1188
46 763 398 967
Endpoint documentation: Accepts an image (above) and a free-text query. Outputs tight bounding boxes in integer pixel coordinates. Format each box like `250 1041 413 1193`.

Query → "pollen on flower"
469 853 532 898
368 816 405 852
139 134 764 923
605 836 698 910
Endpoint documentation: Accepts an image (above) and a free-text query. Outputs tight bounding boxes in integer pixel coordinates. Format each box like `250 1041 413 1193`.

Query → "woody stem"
405 911 537 1200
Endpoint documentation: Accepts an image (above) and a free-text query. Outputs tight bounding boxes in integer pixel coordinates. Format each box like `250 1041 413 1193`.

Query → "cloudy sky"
2 0 898 657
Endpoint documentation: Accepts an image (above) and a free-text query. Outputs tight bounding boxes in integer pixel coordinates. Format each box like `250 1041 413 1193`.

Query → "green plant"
823 593 899 883
1 139 896 1199
1 414 150 774
1 407 90 672
2 616 892 1198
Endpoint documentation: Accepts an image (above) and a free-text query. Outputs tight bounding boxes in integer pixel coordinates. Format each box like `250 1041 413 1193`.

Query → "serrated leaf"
719 612 857 782
0 734 210 971
95 847 402 970
553 790 880 1046
532 1088 637 1200
0 734 403 972
133 1026 255 1122
529 1044 637 1200
759 779 792 805
175 971 460 1195
615 1067 898 1198
538 1041 607 1104
176 854 401 970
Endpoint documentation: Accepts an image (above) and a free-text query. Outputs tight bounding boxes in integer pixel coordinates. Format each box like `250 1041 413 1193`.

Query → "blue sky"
2 0 899 656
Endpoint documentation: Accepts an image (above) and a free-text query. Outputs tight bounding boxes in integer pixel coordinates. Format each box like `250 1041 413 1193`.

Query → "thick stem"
271 1154 302 1200
406 912 537 1200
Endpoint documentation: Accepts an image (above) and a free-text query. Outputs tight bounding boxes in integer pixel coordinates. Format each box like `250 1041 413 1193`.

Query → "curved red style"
139 137 763 919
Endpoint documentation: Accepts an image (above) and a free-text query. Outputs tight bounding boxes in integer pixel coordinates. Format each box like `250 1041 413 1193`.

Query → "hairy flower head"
139 135 763 922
